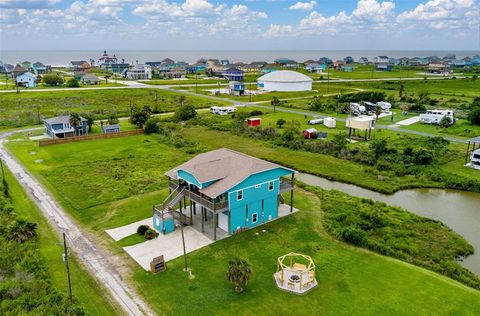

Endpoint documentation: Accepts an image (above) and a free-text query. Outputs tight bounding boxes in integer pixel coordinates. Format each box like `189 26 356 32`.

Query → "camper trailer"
470 148 480 170
363 102 377 113
419 109 455 125
308 117 324 125
350 103 366 115
377 101 391 112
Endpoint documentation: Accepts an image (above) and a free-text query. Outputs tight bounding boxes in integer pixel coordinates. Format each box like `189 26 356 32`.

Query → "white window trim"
237 190 243 201
268 181 274 191
252 212 258 224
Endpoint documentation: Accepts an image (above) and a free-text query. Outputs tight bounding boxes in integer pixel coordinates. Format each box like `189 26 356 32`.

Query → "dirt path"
0 129 154 316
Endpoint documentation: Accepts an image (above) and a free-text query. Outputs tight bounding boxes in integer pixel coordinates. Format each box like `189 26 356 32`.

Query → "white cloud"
288 1 316 10
0 0 60 9
264 24 295 37
397 0 477 30
352 0 395 22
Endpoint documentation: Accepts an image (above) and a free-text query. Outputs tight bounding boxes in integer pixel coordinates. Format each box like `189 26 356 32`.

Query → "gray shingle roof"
44 115 87 125
166 148 295 198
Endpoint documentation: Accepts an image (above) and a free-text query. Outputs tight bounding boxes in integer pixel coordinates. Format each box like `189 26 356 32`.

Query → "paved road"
0 129 154 316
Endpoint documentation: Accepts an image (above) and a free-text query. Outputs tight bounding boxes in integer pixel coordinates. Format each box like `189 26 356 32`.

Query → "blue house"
154 149 296 240
44 115 88 138
15 72 37 88
223 67 244 81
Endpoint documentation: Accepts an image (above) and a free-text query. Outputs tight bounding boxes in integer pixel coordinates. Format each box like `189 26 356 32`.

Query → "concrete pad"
397 116 420 126
123 226 213 270
105 218 152 241
29 135 49 140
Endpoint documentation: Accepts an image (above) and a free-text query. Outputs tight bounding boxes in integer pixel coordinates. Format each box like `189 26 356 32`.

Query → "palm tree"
8 219 37 243
69 112 81 136
374 106 382 121
84 114 95 132
271 96 280 113
226 258 252 293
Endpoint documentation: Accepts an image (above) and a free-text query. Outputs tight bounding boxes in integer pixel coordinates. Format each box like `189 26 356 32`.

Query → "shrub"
249 110 263 116
137 225 149 236
276 118 286 128
439 116 452 128
174 104 196 122
66 78 80 88
144 117 160 134
144 229 159 240
341 227 366 246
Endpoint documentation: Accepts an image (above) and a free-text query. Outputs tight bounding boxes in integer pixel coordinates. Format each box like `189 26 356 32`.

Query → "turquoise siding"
152 213 175 234
227 168 293 234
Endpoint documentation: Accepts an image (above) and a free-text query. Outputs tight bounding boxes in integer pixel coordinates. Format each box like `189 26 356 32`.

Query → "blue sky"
0 0 479 50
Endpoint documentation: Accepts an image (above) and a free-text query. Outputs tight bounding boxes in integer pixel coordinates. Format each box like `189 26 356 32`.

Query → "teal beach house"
153 148 296 240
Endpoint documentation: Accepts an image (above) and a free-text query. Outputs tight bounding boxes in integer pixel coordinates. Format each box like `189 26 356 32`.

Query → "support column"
201 207 204 233
189 200 193 225
183 196 187 210
213 211 217 241
290 173 294 213
193 202 196 215
465 141 471 165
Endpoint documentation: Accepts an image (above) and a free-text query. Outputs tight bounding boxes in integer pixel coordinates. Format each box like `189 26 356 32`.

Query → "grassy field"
3 167 121 315
0 88 227 128
5 134 480 315
141 79 228 85
402 119 480 139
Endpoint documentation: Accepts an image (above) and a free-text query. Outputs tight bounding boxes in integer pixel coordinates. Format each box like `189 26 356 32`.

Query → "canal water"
296 173 480 276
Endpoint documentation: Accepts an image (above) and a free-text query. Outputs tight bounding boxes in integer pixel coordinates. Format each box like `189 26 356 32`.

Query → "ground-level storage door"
218 212 229 233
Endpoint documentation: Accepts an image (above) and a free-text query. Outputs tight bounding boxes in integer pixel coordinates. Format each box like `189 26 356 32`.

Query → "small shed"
303 128 318 139
81 73 100 85
323 117 336 128
246 118 261 127
102 124 120 134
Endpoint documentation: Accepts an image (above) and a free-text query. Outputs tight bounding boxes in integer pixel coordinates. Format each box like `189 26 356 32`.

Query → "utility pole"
63 232 73 305
179 215 188 272
327 65 330 93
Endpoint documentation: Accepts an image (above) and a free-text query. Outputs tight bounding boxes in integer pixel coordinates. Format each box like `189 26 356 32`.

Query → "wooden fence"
39 129 144 146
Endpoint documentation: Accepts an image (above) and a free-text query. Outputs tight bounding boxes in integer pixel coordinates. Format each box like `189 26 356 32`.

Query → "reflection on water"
297 173 480 275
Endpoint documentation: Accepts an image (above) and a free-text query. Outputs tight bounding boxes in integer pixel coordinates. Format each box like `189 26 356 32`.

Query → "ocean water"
1 50 478 67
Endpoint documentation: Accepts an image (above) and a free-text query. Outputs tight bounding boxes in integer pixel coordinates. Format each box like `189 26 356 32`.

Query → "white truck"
469 148 480 170
419 109 455 125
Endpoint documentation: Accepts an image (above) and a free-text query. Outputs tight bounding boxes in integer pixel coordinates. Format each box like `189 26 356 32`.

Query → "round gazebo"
274 252 317 294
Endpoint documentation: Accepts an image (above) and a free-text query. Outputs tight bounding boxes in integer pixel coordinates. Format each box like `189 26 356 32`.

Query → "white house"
15 72 37 88
122 64 152 80
419 109 455 125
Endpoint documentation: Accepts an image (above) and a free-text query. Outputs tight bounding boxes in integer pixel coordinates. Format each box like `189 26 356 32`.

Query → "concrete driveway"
123 225 213 270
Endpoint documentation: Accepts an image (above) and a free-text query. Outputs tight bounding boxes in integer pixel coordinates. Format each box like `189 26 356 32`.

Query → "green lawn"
141 79 228 85
5 133 480 315
0 88 227 128
3 168 121 315
402 119 480 139
134 188 480 315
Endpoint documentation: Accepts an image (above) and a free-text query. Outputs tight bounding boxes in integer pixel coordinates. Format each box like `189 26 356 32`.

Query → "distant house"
304 63 324 73
223 68 244 81
333 60 344 70
81 73 100 84
21 61 32 71
206 64 226 77
32 62 48 75
44 115 88 138
220 59 230 65
146 61 163 68
162 58 175 65
15 72 37 88
111 63 130 74
166 67 186 79
343 56 354 64
69 61 91 72
374 56 390 63
358 57 369 64
3 63 14 76
0 61 4 73
12 64 27 78
341 65 354 72
102 124 120 134
375 63 393 71
97 50 118 69
427 63 449 74
122 64 152 80
238 64 261 74
318 57 333 65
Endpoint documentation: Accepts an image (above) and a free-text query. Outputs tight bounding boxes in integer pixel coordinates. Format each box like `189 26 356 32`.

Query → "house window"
268 181 274 191
237 190 243 201
252 213 258 224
